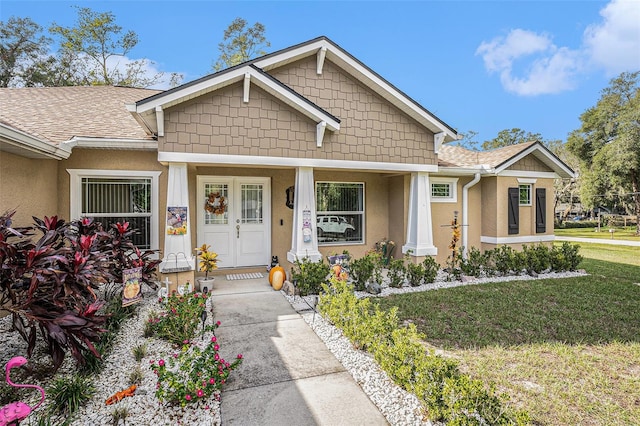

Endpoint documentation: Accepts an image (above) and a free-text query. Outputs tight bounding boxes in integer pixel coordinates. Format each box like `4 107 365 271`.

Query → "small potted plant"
194 244 218 291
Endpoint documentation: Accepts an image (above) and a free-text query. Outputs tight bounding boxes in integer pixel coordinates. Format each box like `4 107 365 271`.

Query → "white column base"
401 243 438 257
403 172 437 258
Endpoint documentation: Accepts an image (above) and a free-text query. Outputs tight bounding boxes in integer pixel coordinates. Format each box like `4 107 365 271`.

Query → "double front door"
197 176 270 268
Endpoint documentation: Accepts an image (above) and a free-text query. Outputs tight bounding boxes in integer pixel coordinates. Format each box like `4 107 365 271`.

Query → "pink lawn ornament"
0 357 45 426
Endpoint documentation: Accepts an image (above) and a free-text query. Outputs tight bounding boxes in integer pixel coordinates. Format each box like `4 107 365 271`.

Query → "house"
0 36 574 281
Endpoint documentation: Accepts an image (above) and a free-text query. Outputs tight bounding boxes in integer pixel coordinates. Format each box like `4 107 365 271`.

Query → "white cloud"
476 0 640 96
583 0 640 75
476 29 582 96
105 55 183 89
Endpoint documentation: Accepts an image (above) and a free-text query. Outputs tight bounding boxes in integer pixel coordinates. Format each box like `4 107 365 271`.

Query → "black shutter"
536 188 546 233
508 187 519 235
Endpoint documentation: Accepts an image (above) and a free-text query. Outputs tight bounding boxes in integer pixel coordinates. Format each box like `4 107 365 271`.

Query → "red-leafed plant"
0 210 159 371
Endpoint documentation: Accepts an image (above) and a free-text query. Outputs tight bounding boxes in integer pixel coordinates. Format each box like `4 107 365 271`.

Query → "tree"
212 17 270 71
567 71 640 234
0 16 52 87
482 128 543 150
454 129 480 150
49 7 162 87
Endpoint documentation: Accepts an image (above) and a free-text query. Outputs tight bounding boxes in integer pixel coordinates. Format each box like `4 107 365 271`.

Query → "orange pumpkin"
270 266 286 291
269 266 285 286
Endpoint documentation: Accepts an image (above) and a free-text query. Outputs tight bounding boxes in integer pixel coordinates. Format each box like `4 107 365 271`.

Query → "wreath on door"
204 192 227 215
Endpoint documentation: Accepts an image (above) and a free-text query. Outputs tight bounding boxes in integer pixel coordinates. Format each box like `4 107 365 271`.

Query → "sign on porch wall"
303 209 312 242
122 267 142 307
166 206 188 235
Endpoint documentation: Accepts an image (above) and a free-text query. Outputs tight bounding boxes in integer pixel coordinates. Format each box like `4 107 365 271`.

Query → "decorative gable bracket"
317 47 327 75
155 106 165 137
243 72 251 103
316 121 327 147
434 132 445 154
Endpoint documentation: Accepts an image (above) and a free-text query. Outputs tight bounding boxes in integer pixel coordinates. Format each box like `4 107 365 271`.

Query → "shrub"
147 293 208 345
0 210 158 371
47 374 96 416
459 247 485 277
406 259 426 287
290 256 330 296
319 278 397 350
422 256 439 284
493 245 517 275
522 244 552 274
319 278 530 425
386 258 407 288
550 242 583 271
150 328 243 406
349 253 379 291
555 220 599 229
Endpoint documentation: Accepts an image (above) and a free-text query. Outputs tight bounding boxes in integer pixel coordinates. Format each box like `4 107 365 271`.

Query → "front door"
197 176 270 268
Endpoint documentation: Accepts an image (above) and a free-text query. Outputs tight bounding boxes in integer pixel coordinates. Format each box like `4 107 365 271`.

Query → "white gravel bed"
282 269 588 426
1 270 587 425
1 288 222 426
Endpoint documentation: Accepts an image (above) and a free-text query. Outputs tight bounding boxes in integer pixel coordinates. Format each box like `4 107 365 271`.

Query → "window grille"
519 184 532 206
81 177 152 249
316 182 364 244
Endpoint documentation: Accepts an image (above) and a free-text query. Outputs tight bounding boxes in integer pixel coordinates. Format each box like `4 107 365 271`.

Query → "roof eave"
494 142 575 179
0 122 71 160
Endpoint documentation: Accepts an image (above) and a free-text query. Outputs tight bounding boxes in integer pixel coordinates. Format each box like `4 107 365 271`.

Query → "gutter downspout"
462 173 481 258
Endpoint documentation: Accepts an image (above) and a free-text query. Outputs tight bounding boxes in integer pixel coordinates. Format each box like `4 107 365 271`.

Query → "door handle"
236 224 240 238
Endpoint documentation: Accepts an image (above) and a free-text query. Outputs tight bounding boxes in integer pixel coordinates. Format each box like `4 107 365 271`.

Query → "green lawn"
373 244 640 425
555 226 640 242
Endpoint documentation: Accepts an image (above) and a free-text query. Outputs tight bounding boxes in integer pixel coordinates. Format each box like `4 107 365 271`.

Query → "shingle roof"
0 86 161 145
438 141 538 168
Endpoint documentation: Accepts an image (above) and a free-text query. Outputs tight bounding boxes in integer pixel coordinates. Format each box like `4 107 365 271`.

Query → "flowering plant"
147 292 208 345
445 211 462 280
194 244 218 279
150 324 243 407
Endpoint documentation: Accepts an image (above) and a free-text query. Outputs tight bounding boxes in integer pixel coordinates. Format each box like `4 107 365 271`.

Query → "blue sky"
2 0 639 145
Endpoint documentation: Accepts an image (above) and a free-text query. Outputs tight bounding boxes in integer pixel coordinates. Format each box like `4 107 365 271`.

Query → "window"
68 169 161 250
316 182 364 244
430 177 458 203
519 184 532 206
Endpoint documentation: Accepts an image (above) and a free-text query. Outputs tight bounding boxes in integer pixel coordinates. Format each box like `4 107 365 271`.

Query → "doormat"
226 272 264 281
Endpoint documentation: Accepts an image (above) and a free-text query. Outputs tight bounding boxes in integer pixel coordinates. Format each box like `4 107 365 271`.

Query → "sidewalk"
212 277 389 426
555 235 640 247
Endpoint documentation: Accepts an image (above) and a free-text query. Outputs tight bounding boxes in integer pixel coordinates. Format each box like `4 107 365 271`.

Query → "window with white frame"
519 184 532 206
315 182 364 244
68 169 161 250
430 177 458 202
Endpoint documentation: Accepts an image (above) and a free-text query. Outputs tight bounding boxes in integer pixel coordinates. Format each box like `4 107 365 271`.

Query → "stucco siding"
387 175 407 260
269 57 437 166
0 151 59 227
481 177 498 238
58 149 168 249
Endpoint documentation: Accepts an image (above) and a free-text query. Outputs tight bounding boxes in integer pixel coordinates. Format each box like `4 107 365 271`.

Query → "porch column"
402 172 438 257
159 162 195 272
287 167 322 263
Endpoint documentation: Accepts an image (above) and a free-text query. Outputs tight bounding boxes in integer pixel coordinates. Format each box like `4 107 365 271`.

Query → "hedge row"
318 279 531 425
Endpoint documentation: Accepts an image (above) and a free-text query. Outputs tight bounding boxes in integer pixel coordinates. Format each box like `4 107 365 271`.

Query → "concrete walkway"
555 235 640 247
212 277 388 426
